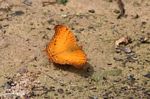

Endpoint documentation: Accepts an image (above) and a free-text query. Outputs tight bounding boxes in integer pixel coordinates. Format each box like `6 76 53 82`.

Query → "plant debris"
144 73 150 78
42 1 57 7
139 36 149 43
115 36 131 48
1 70 50 98
117 0 125 19
42 0 68 6
56 0 68 5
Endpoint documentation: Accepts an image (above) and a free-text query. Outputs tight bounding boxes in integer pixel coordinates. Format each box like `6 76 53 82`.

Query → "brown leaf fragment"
115 36 131 48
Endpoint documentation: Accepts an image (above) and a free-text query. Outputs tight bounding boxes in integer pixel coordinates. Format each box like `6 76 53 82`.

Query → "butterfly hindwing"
55 49 86 68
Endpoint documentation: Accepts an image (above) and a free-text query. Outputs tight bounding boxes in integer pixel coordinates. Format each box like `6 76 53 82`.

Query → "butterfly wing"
46 25 86 68
55 48 86 69
46 25 76 61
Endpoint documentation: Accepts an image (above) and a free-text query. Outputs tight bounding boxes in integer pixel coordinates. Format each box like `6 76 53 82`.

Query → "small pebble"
17 66 28 74
132 14 139 19
49 86 55 91
66 91 71 95
79 28 84 31
57 88 64 94
88 9 95 13
113 57 123 61
4 82 12 89
141 21 147 25
60 9 64 11
115 48 121 53
108 0 113 2
22 0 32 6
103 95 109 99
11 11 24 16
113 9 120 14
89 96 98 99
126 52 137 62
4 80 16 89
42 34 49 40
90 87 97 90
54 93 58 96
139 36 149 43
61 14 67 17
127 75 135 81
86 66 93 73
144 73 150 78
47 19 54 24
107 63 112 65
122 47 132 53
128 97 134 99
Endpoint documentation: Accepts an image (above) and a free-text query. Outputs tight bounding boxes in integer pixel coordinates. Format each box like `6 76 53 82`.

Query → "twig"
42 72 64 85
117 0 125 19
42 1 57 7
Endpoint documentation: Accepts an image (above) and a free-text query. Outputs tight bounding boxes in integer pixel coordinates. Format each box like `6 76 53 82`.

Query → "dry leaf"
115 36 131 48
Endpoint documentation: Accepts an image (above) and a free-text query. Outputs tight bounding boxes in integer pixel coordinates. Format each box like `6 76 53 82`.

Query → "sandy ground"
0 0 150 98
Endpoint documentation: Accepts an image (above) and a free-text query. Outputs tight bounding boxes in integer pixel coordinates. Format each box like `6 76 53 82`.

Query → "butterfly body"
46 25 87 69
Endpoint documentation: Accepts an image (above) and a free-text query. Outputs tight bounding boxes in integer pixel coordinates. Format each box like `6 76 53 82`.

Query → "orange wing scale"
46 25 87 69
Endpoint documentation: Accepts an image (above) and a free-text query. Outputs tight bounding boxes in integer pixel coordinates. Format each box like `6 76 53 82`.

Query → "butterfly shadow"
53 63 94 78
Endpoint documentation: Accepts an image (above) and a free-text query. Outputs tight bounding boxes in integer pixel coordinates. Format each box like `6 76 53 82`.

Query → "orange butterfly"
46 25 87 69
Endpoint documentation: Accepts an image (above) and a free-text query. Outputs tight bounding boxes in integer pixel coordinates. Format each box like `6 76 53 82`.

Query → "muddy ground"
0 0 150 99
